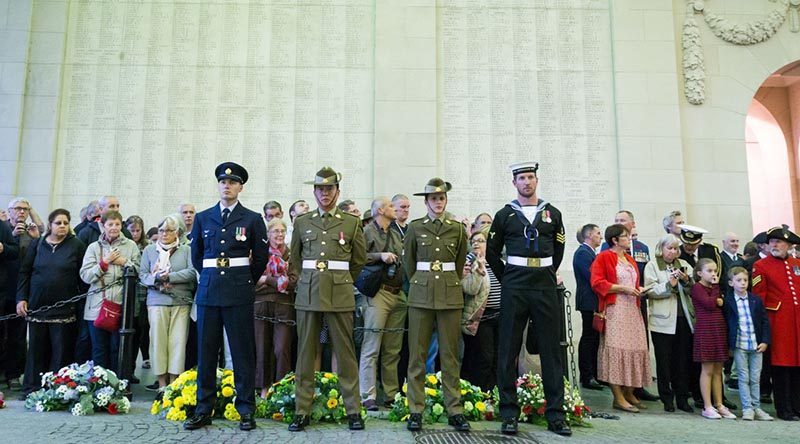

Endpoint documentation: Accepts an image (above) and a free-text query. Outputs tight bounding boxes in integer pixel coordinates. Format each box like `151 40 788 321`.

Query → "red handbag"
592 311 606 333
93 297 122 332
92 252 122 333
592 296 606 333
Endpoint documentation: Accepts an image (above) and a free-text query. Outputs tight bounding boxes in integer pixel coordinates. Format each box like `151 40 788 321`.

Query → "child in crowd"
722 267 773 421
691 259 736 419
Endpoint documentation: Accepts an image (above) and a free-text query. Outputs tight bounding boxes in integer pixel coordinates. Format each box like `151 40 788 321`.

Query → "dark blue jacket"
572 243 598 311
191 202 269 307
722 291 771 350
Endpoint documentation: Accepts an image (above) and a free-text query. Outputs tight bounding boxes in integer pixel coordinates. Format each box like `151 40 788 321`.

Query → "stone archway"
745 60 800 232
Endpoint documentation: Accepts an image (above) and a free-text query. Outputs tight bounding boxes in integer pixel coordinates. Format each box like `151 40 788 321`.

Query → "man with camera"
357 196 406 411
1 198 42 389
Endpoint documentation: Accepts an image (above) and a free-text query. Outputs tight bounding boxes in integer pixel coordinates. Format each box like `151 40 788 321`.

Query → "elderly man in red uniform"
752 226 800 421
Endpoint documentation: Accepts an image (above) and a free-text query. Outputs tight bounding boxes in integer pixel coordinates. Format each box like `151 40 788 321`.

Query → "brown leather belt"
381 284 401 295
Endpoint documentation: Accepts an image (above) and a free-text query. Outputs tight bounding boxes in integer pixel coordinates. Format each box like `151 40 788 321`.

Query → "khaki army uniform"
289 206 366 416
402 214 468 415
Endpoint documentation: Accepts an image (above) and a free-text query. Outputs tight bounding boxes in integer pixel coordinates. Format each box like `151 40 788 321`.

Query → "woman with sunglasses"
16 209 87 398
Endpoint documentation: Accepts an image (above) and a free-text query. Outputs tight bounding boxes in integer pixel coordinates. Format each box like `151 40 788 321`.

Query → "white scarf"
152 239 179 275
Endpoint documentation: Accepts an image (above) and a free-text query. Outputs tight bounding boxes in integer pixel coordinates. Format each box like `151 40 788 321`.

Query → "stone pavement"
2 374 796 444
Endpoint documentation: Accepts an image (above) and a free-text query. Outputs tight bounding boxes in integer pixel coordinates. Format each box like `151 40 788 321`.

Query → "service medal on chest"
236 227 247 241
794 265 800 276
339 231 346 245
542 210 552 224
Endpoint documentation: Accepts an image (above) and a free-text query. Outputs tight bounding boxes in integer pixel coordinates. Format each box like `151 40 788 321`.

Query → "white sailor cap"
509 161 539 176
676 223 708 245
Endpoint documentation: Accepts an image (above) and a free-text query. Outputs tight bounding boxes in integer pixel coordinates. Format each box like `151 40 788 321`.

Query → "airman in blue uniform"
184 162 269 432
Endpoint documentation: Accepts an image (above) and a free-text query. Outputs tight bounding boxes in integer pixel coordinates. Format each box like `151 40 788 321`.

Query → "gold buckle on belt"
316 260 327 271
526 257 541 267
216 257 230 268
431 260 442 272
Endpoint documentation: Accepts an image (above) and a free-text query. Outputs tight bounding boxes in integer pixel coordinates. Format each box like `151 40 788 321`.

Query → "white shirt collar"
219 201 239 214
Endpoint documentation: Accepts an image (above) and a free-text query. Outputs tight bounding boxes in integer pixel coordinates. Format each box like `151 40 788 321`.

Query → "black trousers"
73 298 92 364
760 348 772 397
461 309 500 392
131 304 151 362
497 287 564 422
196 304 256 416
22 321 77 394
0 299 26 380
651 315 693 405
578 310 599 384
772 366 800 417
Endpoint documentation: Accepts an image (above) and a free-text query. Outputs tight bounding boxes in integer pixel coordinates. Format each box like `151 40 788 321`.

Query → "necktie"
222 208 230 225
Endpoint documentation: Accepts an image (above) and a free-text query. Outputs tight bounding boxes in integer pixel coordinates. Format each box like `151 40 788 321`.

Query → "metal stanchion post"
557 284 569 380
117 266 137 399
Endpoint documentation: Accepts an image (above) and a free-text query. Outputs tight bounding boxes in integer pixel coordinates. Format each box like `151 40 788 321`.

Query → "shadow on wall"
746 60 800 232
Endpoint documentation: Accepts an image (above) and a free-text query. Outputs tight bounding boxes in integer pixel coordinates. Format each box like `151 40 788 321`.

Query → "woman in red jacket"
591 224 652 413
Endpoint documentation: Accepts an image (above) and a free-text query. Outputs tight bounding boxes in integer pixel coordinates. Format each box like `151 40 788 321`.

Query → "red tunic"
752 255 800 367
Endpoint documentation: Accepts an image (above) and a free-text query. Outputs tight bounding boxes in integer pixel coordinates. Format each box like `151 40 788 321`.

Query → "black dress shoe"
448 414 470 432
407 413 423 431
663 403 675 412
760 394 773 404
363 399 379 411
184 413 212 430
348 414 365 430
239 413 256 431
383 399 395 409
721 397 737 411
581 379 604 390
634 388 659 402
500 417 518 435
288 415 310 432
778 413 800 421
129 375 140 384
145 381 160 391
547 419 572 436
676 400 694 413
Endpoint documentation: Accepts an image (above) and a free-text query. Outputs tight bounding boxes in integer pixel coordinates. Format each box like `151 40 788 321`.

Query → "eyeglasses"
158 228 176 234
11 206 30 212
269 229 287 234
471 238 487 244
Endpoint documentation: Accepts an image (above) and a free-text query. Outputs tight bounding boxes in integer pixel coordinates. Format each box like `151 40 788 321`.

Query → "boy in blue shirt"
722 266 773 421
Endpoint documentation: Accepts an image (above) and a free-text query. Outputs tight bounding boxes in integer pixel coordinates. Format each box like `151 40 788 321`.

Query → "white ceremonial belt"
203 257 250 268
302 259 349 271
416 261 456 272
507 256 553 267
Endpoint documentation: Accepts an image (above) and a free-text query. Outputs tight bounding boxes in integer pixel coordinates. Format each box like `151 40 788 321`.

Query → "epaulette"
338 211 357 220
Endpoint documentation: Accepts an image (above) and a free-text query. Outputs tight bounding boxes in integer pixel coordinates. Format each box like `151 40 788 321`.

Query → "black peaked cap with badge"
215 162 249 184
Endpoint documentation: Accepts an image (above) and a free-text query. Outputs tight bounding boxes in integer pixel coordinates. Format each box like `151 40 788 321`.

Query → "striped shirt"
734 292 757 351
485 265 502 310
